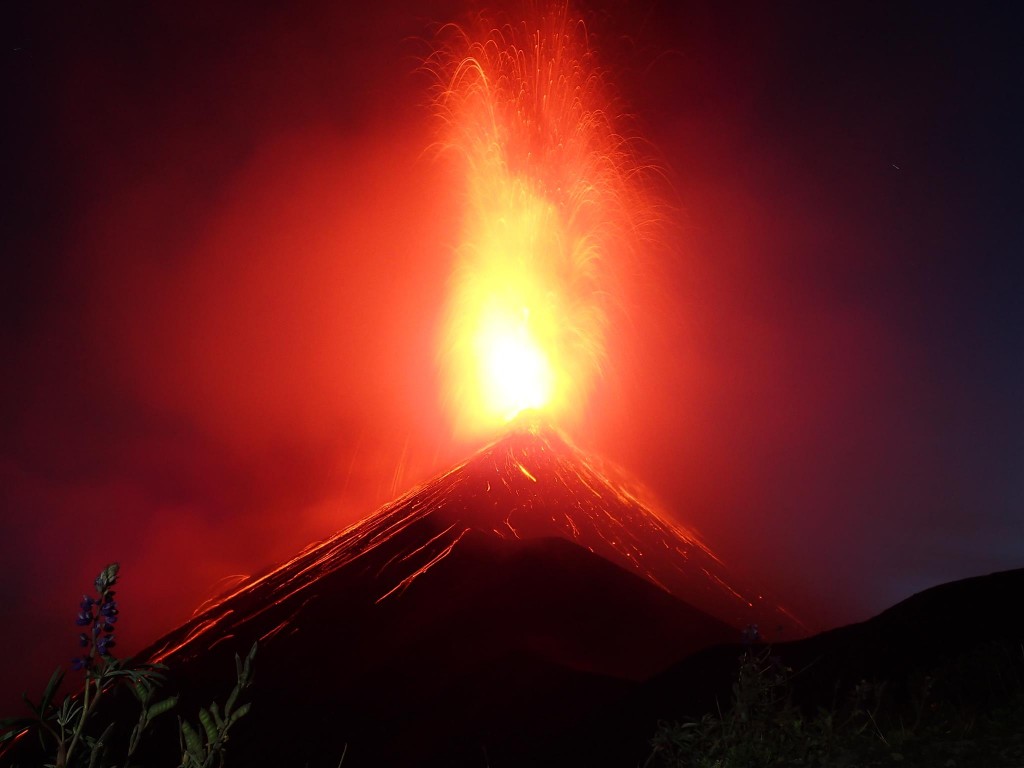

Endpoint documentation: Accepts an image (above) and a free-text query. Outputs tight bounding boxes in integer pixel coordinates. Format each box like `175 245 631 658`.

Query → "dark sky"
2 0 1021 710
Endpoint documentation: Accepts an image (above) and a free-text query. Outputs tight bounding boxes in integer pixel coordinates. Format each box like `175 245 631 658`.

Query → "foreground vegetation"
0 564 255 768
648 635 1024 767
3 566 1021 767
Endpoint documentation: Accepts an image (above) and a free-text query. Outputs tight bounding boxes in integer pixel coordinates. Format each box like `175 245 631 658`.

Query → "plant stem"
64 646 102 767
61 676 90 768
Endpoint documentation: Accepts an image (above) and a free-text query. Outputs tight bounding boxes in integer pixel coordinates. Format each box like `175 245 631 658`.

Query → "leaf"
40 667 64 715
181 719 204 763
134 663 167 684
147 696 178 720
55 695 83 729
0 720 34 744
138 676 159 703
104 668 144 681
228 702 251 724
238 642 257 687
210 701 224 729
224 686 239 717
198 707 218 746
87 722 114 768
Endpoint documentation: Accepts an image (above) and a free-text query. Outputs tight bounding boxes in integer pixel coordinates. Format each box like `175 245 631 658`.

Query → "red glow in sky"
2 0 1022 716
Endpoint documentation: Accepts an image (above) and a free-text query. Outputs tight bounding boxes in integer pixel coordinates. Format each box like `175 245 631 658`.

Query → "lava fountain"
433 1 654 438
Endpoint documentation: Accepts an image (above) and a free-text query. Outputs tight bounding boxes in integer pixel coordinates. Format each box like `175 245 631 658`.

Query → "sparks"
433 1 653 438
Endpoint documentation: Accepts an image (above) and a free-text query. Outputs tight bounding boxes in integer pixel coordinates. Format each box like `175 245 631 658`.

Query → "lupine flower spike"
71 564 119 671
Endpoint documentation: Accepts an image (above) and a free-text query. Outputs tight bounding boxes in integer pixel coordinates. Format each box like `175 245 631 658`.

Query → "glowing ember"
433 1 652 437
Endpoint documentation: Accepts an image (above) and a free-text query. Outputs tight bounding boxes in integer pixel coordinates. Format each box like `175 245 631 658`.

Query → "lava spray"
432 1 658 438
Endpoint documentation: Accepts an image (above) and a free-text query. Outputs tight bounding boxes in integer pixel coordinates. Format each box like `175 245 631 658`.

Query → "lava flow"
433 1 652 438
147 422 803 667
127 423 804 766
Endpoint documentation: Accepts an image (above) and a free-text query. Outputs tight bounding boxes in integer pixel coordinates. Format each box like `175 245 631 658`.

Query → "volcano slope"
119 424 801 766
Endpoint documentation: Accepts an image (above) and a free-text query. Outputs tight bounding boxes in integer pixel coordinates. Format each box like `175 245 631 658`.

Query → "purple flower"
96 635 116 656
73 564 123 667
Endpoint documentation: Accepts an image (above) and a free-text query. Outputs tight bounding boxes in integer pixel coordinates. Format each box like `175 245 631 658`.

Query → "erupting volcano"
117 5 805 765
128 422 801 766
5 4 805 767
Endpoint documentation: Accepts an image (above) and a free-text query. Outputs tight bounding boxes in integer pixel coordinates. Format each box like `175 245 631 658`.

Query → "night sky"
2 0 1021 711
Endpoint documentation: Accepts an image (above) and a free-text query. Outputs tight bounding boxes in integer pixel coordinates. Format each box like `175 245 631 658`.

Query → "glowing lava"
433 1 652 438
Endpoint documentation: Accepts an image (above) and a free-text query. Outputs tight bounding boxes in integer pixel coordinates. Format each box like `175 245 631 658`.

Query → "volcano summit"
128 423 802 766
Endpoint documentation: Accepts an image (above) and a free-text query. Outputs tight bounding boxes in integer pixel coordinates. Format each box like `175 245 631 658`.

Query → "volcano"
127 423 802 766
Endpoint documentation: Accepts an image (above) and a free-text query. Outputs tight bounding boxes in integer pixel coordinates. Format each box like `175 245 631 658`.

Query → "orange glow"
432 2 653 438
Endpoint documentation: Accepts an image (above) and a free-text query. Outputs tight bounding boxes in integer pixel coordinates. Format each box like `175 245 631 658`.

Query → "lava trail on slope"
125 423 802 766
